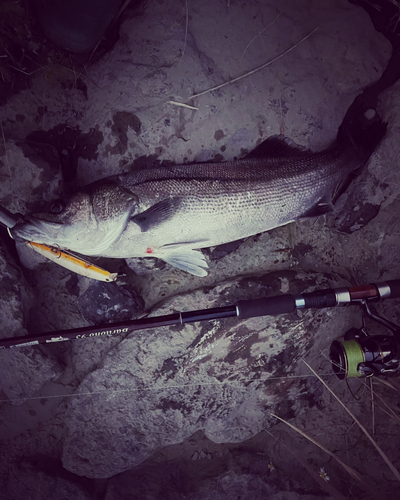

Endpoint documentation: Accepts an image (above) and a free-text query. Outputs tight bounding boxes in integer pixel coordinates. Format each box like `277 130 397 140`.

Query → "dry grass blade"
264 430 348 500
362 379 400 423
87 0 133 65
370 377 375 435
374 377 400 392
240 11 282 60
116 0 133 20
188 26 319 100
176 0 189 65
303 360 400 482
0 122 13 195
168 100 198 110
270 413 362 481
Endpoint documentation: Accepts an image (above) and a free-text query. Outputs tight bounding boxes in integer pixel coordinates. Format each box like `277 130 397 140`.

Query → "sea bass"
11 108 386 276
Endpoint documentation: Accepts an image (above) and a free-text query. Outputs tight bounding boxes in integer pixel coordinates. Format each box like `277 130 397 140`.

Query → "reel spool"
330 328 399 379
330 302 400 379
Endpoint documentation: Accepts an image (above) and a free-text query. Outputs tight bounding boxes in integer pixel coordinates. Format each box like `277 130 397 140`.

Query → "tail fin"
336 94 387 158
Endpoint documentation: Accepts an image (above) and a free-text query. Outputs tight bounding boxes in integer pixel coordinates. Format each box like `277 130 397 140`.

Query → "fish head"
11 181 139 255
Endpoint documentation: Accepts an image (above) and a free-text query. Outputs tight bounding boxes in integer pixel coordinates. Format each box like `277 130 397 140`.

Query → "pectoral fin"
132 197 181 232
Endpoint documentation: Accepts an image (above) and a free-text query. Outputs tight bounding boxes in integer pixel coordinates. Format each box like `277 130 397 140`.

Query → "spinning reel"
330 298 400 379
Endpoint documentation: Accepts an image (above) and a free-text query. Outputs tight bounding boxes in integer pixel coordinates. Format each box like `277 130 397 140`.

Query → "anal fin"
157 245 209 277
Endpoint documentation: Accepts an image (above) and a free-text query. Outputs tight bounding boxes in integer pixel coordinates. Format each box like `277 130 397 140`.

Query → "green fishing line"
340 340 365 378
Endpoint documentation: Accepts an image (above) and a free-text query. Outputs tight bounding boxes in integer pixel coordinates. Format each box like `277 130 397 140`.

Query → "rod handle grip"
237 295 296 319
387 280 400 299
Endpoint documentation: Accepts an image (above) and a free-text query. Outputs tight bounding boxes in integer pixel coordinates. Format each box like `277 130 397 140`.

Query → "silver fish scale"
103 145 362 257
119 152 351 193
115 146 358 219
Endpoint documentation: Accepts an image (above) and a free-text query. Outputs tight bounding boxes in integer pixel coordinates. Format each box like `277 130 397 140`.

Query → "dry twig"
188 26 319 100
303 360 400 482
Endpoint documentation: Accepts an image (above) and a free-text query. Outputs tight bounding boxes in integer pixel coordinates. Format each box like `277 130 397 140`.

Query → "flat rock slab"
0 0 391 185
5 460 93 500
0 141 62 214
0 239 61 401
62 270 358 478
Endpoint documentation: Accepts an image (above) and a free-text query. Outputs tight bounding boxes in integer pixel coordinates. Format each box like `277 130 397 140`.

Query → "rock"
330 78 400 234
203 239 247 261
0 0 391 187
0 140 63 270
288 77 400 282
4 459 94 500
26 125 104 182
0 140 62 215
77 279 145 325
104 439 326 500
61 270 358 478
0 238 61 401
331 189 381 234
125 256 167 275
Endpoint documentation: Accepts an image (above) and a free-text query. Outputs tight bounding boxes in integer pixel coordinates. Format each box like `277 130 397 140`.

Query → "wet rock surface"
5 459 94 500
0 0 400 498
0 140 62 215
61 270 358 478
0 238 61 401
77 279 145 325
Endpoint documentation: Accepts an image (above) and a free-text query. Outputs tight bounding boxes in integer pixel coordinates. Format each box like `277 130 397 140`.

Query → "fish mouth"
10 216 64 243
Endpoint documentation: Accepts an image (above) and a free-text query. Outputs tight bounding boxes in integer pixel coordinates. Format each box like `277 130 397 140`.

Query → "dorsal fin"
245 135 312 159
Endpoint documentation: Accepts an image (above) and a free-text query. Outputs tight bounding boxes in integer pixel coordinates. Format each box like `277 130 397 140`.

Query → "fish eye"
50 200 66 214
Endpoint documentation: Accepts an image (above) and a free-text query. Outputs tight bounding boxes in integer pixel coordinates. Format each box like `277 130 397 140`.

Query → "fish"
11 107 387 277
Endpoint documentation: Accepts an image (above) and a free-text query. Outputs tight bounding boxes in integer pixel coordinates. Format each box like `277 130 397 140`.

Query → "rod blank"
0 205 21 229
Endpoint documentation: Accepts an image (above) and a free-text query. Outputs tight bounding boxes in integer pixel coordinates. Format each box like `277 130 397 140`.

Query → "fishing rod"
0 205 24 229
1 280 400 380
